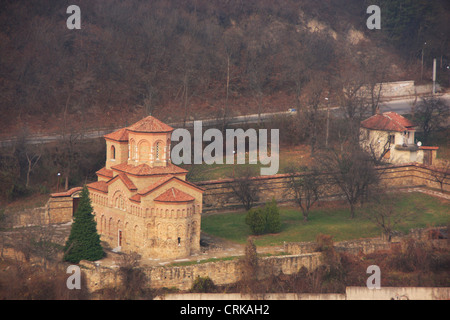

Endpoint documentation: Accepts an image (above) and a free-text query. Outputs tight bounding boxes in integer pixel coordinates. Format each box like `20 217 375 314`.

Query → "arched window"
111 145 116 160
138 140 150 161
130 139 136 160
167 138 171 161
155 141 161 160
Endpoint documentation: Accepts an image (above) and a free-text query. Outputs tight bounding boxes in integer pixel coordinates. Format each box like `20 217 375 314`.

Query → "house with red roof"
360 112 438 165
82 116 204 260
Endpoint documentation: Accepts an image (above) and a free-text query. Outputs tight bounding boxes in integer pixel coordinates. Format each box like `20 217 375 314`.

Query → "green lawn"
183 144 312 182
201 192 450 247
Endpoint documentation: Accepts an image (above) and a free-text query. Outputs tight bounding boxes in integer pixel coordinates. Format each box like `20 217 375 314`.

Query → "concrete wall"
155 292 346 300
345 286 450 300
360 80 440 99
155 287 450 300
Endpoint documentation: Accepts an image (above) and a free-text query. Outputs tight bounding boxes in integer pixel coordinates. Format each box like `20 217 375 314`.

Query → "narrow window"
155 142 160 160
178 237 181 246
389 135 395 145
111 145 116 160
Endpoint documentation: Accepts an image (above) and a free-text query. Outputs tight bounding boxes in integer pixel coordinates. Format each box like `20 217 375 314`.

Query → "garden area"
201 192 450 247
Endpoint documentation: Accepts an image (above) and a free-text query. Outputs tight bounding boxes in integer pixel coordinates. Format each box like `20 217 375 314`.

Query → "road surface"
1 93 448 148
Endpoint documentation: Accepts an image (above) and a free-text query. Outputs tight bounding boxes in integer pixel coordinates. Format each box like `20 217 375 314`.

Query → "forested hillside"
0 0 449 136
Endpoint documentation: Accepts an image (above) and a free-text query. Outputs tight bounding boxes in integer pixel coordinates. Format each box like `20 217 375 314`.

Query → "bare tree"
239 237 259 294
117 252 153 299
25 150 41 188
317 146 381 219
220 28 244 130
284 165 323 222
430 160 450 192
301 76 327 155
359 129 394 165
229 166 260 211
358 46 391 115
413 96 449 144
51 131 82 191
365 194 411 242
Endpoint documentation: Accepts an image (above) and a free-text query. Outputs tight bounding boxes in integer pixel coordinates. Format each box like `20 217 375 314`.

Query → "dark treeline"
1 0 449 133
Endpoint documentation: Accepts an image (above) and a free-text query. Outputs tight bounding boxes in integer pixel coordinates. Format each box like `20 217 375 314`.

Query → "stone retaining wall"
197 163 449 213
80 252 322 292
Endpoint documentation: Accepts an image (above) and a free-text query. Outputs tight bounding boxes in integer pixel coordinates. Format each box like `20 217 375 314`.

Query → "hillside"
1 0 449 137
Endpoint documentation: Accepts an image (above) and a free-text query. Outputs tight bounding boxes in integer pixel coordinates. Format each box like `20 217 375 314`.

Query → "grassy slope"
201 192 450 247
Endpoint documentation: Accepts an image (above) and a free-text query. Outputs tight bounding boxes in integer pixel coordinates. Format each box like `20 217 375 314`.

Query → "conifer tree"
63 186 104 263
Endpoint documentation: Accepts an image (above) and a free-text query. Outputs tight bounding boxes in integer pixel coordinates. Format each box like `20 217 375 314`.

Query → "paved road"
1 93 448 148
380 94 450 114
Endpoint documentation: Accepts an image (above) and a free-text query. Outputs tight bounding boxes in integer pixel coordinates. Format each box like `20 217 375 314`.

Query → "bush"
245 207 266 235
191 276 216 293
245 198 281 235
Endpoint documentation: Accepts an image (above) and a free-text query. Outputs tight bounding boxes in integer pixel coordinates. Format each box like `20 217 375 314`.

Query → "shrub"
245 199 281 235
265 198 281 233
245 208 266 235
191 276 216 293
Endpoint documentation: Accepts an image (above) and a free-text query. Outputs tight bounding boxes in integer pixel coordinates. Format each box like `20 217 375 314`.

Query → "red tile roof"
96 167 114 179
129 194 141 203
127 116 174 133
154 187 195 203
104 128 129 142
111 162 188 177
138 175 176 196
107 173 137 191
86 181 108 193
138 175 204 197
361 112 415 132
419 146 439 150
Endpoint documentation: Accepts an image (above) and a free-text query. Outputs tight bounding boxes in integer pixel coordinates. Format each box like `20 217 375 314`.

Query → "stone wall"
283 238 392 256
197 163 450 213
11 163 447 227
80 252 322 292
46 197 73 224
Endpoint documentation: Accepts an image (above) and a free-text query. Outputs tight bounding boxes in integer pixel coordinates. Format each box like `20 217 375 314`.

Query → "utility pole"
421 42 426 81
432 58 437 95
325 97 330 149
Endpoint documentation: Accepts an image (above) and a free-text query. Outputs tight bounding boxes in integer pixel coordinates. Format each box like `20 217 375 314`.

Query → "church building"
86 116 203 260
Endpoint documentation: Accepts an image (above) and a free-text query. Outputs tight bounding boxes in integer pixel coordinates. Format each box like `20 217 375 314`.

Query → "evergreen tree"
63 186 104 263
264 198 281 233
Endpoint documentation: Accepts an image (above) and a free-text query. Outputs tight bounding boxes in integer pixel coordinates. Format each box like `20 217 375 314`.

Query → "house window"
388 135 395 145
